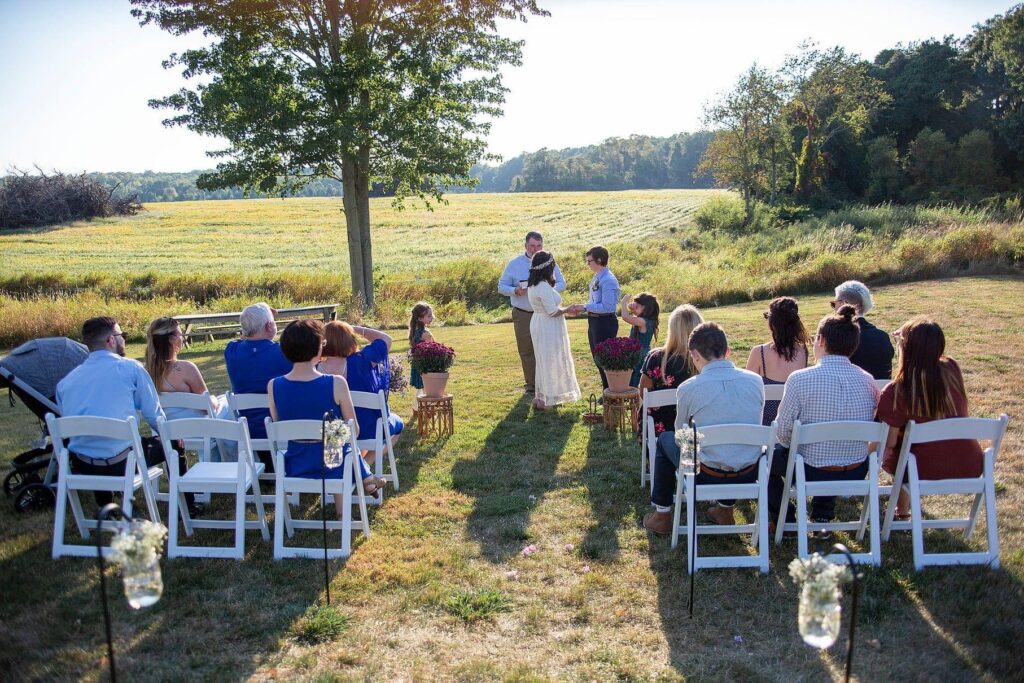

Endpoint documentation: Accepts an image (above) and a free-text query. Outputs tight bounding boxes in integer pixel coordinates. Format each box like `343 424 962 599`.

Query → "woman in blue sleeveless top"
268 320 385 515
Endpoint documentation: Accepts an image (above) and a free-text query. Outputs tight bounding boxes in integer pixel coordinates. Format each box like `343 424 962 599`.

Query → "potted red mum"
594 337 643 392
410 341 456 397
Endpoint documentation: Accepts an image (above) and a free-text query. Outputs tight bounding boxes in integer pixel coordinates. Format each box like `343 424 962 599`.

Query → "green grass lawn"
1 276 1023 680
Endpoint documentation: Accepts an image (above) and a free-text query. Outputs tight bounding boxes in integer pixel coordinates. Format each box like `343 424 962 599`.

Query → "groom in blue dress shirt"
569 245 620 390
498 231 566 395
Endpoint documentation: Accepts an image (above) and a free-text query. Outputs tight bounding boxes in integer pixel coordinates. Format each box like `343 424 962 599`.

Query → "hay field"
0 189 719 277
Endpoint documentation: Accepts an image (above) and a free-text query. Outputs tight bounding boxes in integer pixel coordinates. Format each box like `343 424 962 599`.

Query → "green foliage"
444 588 513 623
289 605 351 645
694 195 747 233
865 135 907 203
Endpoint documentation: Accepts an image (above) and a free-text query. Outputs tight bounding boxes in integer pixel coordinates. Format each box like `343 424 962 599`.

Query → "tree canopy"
131 0 547 306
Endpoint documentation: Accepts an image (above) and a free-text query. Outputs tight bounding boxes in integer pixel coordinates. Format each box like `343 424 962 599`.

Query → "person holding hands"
568 246 620 390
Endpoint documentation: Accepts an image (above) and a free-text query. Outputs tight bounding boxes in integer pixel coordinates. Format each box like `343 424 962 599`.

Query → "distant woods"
700 4 1024 219
0 170 141 229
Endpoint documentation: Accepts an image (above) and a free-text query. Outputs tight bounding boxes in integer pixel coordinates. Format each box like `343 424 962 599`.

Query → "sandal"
363 477 387 496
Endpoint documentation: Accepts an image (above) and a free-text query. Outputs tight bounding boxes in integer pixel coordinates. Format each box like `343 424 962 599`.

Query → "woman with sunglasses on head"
831 280 894 379
746 297 810 425
876 317 982 521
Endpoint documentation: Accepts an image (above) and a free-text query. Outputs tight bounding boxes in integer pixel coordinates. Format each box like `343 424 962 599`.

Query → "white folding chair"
881 415 1008 570
350 389 400 504
671 423 776 574
45 414 164 559
159 391 221 462
774 420 888 566
762 384 785 402
226 391 291 505
266 417 371 560
158 416 270 559
641 388 678 491
874 379 891 392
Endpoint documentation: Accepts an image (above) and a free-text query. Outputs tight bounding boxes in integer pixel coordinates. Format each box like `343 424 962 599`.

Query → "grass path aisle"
1 276 1023 680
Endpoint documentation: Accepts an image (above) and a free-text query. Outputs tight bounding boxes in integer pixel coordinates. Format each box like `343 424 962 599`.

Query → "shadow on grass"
450 395 575 562
577 427 639 564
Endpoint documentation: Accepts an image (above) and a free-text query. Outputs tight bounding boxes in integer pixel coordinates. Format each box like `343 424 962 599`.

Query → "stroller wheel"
4 469 42 497
13 483 55 514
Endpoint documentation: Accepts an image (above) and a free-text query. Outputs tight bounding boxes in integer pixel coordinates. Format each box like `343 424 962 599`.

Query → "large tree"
783 43 890 202
131 0 547 307
698 65 786 220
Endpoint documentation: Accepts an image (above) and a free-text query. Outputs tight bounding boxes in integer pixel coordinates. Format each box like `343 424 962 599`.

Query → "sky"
0 0 1016 173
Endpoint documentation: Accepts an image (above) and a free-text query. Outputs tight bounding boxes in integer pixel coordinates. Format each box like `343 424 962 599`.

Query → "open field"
2 276 1023 680
0 190 717 277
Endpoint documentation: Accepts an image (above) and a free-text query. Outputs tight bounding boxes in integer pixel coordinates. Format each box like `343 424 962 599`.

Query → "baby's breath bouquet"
674 428 704 469
109 519 167 609
323 419 352 468
789 554 853 648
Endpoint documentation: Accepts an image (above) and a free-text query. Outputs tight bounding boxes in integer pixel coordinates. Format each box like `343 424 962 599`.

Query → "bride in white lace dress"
527 251 582 410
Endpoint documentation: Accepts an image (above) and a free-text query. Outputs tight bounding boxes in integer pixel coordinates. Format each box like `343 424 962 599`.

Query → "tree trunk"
341 156 372 309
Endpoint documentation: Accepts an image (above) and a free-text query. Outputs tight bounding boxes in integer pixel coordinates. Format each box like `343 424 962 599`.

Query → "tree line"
699 4 1024 220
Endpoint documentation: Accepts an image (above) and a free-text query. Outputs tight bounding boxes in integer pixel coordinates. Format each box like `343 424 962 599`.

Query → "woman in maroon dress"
876 317 983 520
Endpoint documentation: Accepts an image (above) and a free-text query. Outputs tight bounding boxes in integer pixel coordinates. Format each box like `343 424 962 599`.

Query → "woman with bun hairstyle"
767 304 881 528
746 297 810 425
876 317 982 520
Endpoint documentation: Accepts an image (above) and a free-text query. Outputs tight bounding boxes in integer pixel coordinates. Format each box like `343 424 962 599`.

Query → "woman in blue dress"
620 292 660 387
268 320 385 515
317 320 403 463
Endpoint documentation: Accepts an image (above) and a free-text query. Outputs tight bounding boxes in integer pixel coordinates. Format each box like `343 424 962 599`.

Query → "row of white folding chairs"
663 413 1008 573
46 413 372 560
224 390 399 505
640 380 893 492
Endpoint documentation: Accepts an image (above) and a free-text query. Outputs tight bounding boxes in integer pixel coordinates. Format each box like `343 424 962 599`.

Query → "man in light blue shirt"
498 231 565 395
643 322 765 535
56 316 187 508
567 245 620 390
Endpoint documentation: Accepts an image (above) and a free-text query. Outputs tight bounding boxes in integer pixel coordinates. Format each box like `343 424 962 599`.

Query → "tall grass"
1 197 1021 347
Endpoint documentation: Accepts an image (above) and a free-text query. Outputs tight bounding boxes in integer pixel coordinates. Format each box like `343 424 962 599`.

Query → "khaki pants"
512 307 535 391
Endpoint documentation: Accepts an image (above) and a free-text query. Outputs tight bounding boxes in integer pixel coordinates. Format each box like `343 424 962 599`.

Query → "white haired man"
224 303 291 469
831 280 894 379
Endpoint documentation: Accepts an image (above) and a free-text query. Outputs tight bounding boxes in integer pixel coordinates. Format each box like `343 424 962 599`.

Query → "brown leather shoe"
707 505 735 525
643 510 673 536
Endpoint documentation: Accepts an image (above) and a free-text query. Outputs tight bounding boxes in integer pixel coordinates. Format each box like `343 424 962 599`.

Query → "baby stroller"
1 337 88 513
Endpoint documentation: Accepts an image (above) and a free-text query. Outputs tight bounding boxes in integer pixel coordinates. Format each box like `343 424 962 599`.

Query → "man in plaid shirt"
768 305 881 528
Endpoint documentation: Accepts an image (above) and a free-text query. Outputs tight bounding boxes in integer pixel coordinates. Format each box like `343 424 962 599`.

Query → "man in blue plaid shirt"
768 305 881 531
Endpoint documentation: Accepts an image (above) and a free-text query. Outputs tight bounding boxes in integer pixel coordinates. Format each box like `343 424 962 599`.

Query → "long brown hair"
892 317 963 419
766 296 809 362
661 305 703 377
409 302 433 346
144 317 179 388
633 292 661 343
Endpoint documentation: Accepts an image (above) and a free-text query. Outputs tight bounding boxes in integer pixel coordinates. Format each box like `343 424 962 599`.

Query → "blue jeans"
651 431 759 507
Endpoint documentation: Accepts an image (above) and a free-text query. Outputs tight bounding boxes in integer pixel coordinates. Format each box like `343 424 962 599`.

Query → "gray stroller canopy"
0 337 89 400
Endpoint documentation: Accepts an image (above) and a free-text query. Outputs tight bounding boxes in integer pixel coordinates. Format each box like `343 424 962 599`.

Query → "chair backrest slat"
160 391 215 414
349 389 386 412
45 414 137 440
159 416 248 442
227 392 270 413
762 384 785 402
698 422 777 449
266 418 324 448
793 420 888 445
643 388 677 411
904 416 1006 444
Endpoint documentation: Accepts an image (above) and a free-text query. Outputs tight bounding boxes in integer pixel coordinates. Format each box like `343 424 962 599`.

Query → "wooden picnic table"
176 304 340 344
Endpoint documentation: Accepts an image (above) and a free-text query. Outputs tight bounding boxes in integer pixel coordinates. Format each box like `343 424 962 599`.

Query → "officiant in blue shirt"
498 231 565 395
568 245 620 390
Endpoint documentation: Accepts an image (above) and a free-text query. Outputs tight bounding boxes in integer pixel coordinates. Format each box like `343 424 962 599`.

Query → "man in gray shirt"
497 231 566 395
644 322 765 535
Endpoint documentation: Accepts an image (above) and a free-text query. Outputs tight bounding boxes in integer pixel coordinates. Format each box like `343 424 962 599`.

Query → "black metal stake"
687 417 697 619
320 412 332 605
831 543 860 683
96 503 129 683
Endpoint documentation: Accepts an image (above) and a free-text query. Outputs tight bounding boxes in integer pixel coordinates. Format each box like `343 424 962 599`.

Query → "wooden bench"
176 304 340 345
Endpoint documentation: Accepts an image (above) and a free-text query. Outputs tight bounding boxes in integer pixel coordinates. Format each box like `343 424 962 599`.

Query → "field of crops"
0 189 719 277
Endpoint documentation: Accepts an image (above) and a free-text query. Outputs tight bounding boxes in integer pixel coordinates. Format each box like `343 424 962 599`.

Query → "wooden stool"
417 394 454 438
602 387 639 434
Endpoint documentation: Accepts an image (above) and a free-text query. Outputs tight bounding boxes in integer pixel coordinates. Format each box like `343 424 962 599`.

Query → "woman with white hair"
832 280 895 379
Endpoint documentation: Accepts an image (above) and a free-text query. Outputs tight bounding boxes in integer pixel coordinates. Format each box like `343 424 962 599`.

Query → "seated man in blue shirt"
224 302 292 471
643 322 765 535
57 316 190 509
